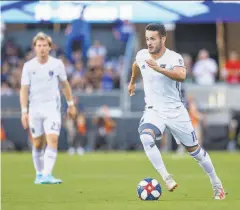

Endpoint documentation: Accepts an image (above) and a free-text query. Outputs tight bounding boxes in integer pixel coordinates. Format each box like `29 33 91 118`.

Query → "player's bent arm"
61 80 74 104
20 85 29 112
130 61 141 84
158 66 186 82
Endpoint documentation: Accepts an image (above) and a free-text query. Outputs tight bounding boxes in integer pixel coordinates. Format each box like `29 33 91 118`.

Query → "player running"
20 32 77 184
128 24 225 200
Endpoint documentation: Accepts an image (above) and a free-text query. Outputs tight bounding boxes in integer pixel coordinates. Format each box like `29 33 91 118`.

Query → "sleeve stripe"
173 65 186 69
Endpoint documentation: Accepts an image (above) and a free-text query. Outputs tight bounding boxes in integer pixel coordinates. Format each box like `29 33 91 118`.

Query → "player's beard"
148 40 162 54
149 46 161 54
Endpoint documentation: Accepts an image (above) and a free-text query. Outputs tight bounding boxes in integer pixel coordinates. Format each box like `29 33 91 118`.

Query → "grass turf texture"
2 152 240 210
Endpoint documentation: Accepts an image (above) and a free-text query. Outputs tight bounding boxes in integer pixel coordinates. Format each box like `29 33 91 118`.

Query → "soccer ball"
137 178 162 200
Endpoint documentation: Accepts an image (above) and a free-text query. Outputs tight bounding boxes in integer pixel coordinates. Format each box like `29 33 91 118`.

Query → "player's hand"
67 105 78 120
21 113 29 129
128 82 136 96
145 59 160 72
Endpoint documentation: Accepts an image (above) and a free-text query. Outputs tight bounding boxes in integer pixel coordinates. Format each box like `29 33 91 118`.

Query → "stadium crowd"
1 38 124 96
2 38 240 96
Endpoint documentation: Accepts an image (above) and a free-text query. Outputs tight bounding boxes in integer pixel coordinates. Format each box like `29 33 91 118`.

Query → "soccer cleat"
165 175 178 192
34 174 43 184
213 185 226 200
40 174 62 184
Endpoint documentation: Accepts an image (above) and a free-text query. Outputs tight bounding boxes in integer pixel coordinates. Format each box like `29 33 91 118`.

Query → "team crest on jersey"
141 64 146 69
31 128 35 134
179 59 183 65
160 64 166 68
49 70 54 77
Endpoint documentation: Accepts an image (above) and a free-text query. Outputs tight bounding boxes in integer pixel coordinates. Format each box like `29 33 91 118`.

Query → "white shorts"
28 101 61 138
138 106 198 147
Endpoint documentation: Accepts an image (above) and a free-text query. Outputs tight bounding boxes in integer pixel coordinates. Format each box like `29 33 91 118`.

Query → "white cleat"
213 185 226 200
165 175 178 192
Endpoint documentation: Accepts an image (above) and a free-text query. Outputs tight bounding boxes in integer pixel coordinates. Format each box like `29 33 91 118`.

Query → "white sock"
140 132 170 181
32 147 44 175
42 146 57 176
189 147 221 186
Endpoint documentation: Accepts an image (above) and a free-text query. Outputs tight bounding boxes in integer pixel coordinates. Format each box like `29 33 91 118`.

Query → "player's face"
34 39 51 58
145 30 165 54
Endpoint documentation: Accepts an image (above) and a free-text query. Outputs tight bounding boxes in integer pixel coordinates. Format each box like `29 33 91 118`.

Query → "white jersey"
21 56 67 107
136 48 185 111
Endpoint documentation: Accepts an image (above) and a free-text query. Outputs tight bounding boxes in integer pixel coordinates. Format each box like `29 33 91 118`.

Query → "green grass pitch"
2 152 240 210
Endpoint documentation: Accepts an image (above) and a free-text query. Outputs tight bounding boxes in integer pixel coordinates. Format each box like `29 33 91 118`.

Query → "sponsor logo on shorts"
150 142 155 148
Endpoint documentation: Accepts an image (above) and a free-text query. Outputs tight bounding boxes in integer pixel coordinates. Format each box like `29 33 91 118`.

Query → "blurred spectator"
71 50 83 64
2 40 23 66
192 49 218 85
50 43 63 57
1 61 10 83
24 49 35 61
113 19 135 44
65 5 91 62
91 105 116 151
86 67 103 90
176 95 204 155
65 97 87 155
227 110 240 151
59 54 75 78
182 53 193 82
70 60 86 90
1 20 5 44
75 111 87 155
87 40 107 69
1 122 15 151
1 34 123 93
187 95 204 146
101 68 114 91
1 82 13 96
110 57 123 88
222 51 240 84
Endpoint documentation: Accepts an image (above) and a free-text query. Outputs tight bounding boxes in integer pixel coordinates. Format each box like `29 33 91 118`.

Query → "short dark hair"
145 23 166 37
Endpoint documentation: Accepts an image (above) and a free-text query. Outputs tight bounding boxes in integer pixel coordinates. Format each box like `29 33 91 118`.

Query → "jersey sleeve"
58 60 67 82
21 64 30 86
172 54 185 68
135 49 147 67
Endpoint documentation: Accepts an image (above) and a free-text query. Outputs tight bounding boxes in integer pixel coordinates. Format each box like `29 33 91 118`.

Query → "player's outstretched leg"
140 129 178 192
41 134 62 184
31 135 45 184
188 145 226 200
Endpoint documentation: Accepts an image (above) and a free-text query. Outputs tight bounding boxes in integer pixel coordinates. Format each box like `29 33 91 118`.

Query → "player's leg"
41 111 62 184
138 109 177 191
168 107 225 199
28 114 45 184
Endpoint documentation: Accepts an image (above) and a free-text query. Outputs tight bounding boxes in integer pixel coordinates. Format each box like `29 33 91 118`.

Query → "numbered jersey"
135 48 185 111
28 100 61 138
22 56 66 137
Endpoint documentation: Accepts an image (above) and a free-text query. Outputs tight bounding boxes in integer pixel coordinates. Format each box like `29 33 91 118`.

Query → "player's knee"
140 129 156 149
32 135 45 149
140 129 155 139
46 134 59 148
186 145 199 153
188 145 206 162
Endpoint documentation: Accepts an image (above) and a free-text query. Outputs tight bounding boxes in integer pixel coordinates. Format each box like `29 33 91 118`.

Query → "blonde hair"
33 32 52 47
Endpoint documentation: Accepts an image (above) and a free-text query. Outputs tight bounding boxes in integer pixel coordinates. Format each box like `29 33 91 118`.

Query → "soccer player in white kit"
128 24 226 200
20 32 77 184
